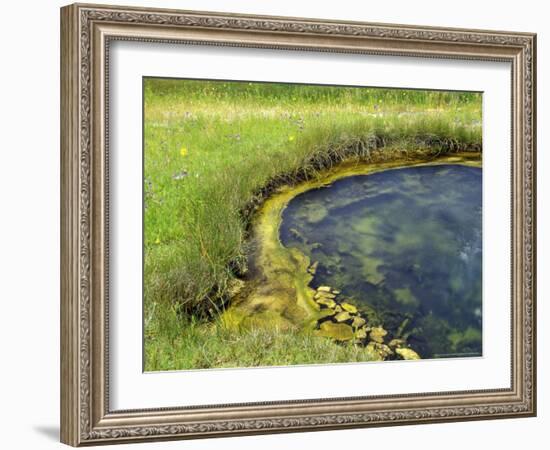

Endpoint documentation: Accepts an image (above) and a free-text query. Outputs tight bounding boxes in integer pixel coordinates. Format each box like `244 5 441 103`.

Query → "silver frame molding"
60 3 536 446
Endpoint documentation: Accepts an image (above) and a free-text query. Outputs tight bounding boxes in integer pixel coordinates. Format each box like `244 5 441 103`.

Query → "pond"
280 164 482 359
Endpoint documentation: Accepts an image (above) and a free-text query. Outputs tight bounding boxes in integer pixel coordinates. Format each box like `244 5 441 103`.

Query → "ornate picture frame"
60 3 536 446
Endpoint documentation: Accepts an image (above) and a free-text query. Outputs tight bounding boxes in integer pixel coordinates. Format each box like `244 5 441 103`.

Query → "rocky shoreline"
311 285 420 361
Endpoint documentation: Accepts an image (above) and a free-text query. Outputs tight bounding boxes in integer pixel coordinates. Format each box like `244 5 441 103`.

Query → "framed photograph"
60 3 537 446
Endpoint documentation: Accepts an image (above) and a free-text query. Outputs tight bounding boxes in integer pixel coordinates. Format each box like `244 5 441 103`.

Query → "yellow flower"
154 237 161 245
180 146 189 157
288 135 295 142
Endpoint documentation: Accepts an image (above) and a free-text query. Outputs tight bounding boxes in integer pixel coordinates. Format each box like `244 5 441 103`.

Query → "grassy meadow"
143 78 482 371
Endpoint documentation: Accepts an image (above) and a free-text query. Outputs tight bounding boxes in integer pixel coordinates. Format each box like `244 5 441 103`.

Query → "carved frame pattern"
60 3 536 446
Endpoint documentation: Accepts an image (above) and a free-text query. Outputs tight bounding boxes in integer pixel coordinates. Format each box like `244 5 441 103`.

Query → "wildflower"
180 146 189 157
172 170 188 180
154 237 161 245
288 135 295 142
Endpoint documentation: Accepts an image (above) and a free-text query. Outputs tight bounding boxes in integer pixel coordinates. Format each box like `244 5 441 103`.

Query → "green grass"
145 304 380 370
143 78 482 371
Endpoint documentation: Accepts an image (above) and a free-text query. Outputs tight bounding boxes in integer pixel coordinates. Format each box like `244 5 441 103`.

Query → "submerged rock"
314 292 336 300
395 347 421 360
316 297 337 309
355 327 368 340
341 302 358 314
317 321 354 341
318 308 337 319
334 311 352 322
369 326 388 344
310 283 420 360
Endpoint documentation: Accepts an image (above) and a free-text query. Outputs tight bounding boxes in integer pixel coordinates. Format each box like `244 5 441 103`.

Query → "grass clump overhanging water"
144 78 482 370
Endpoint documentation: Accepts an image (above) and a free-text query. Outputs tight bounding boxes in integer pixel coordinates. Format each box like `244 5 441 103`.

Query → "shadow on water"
280 164 482 359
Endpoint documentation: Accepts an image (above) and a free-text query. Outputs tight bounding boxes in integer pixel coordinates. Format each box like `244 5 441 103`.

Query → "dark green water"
280 164 482 359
